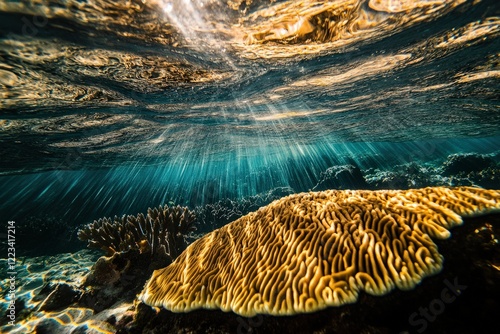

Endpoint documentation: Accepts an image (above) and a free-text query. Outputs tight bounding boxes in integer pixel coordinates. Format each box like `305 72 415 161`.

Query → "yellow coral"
140 187 500 316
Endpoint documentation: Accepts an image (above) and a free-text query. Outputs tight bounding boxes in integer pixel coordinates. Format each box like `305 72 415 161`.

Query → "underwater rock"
32 283 56 303
74 204 198 316
79 289 118 314
441 153 496 176
38 283 81 312
362 159 500 190
474 167 500 188
446 166 500 189
364 162 435 189
84 255 124 287
34 318 66 334
312 164 368 191
368 170 408 189
195 187 294 233
0 250 99 331
0 299 27 328
78 250 151 313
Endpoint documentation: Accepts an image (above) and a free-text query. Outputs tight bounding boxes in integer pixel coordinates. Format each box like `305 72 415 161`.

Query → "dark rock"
78 288 118 313
441 153 495 176
84 256 123 287
13 298 26 315
0 298 28 327
84 250 154 288
312 164 368 191
70 325 90 334
366 170 409 189
38 283 81 312
474 167 500 188
365 162 436 189
447 166 500 189
78 250 157 312
115 311 135 332
34 318 66 334
32 283 56 303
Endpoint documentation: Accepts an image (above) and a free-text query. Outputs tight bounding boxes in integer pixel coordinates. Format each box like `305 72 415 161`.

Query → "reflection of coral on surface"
77 205 197 263
140 186 500 317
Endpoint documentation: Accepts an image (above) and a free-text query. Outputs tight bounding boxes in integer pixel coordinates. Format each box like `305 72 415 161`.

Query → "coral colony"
78 205 197 265
139 187 500 316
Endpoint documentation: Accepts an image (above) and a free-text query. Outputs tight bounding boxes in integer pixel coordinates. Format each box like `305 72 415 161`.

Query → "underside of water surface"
0 0 499 332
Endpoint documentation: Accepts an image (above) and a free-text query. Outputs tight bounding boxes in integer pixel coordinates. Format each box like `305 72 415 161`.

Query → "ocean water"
0 0 499 332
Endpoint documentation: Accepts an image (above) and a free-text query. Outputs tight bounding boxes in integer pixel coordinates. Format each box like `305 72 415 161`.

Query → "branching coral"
77 205 197 264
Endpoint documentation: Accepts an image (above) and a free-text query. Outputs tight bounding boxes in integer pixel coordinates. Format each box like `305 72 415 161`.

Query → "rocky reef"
363 153 500 190
0 205 199 333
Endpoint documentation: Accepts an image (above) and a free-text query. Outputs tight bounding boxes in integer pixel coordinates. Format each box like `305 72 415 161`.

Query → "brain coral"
139 187 500 317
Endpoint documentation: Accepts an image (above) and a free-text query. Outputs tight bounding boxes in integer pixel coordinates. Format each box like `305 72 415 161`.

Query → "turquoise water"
1 137 499 228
